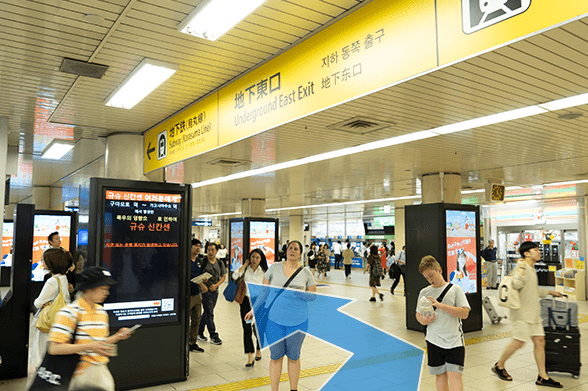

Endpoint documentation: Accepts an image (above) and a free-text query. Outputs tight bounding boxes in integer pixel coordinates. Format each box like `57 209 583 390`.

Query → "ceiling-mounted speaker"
59 58 109 79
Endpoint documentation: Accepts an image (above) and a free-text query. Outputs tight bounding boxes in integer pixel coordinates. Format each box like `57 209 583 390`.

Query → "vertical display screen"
32 215 72 282
446 210 477 294
1 222 13 267
101 190 182 327
249 220 276 265
230 221 244 273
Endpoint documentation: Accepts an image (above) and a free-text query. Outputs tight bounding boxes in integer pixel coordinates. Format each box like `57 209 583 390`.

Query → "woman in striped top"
48 267 133 391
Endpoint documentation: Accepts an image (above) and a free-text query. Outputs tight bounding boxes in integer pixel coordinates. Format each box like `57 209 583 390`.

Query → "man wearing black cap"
48 267 134 390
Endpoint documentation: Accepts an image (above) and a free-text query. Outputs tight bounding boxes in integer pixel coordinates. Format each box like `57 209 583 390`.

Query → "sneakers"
189 343 204 352
210 337 222 345
369 297 376 302
197 334 207 342
379 293 384 301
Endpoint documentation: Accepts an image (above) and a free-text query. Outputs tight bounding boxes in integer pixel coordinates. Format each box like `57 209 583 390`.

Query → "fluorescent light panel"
191 90 588 188
178 0 267 41
41 139 75 159
105 59 178 109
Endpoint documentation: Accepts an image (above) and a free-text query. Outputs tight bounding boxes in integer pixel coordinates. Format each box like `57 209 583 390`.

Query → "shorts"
512 320 544 342
426 341 465 375
267 318 308 361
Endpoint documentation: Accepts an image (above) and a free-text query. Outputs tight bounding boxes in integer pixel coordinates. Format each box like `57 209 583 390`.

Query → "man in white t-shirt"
416 255 470 391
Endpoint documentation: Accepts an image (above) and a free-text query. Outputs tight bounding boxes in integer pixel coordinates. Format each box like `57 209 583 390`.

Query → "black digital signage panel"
100 189 183 328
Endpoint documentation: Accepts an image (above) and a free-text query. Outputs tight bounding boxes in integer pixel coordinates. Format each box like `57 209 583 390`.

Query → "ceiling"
2 0 588 223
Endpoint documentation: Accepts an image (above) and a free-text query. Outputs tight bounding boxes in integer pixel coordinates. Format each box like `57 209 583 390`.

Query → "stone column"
422 172 461 204
105 133 151 181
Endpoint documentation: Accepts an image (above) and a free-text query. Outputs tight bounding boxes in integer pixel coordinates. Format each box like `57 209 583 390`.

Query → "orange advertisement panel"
2 222 14 267
32 215 71 282
249 221 277 265
446 210 477 294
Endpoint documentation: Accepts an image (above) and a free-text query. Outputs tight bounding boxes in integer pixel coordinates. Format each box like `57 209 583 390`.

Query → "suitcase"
544 326 581 378
483 296 506 324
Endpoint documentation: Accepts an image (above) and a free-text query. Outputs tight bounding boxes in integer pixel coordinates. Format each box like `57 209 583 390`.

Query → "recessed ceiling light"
41 139 75 159
104 58 179 109
178 0 267 41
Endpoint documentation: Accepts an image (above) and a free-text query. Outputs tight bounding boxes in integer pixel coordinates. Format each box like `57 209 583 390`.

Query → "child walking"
416 255 470 391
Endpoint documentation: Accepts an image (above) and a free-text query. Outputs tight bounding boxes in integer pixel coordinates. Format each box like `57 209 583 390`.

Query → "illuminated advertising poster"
230 221 244 273
32 215 71 282
102 190 182 327
1 222 14 267
446 210 477 294
250 221 276 265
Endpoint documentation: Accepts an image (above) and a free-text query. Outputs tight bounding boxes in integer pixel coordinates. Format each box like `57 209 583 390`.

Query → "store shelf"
555 269 585 301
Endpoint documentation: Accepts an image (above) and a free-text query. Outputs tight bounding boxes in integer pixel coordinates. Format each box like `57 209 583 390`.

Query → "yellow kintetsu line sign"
144 0 588 174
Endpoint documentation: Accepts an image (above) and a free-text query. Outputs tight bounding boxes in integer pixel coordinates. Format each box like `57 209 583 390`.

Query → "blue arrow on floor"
247 283 424 391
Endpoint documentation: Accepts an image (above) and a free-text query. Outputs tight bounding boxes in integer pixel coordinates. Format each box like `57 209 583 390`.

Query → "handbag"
36 277 67 333
235 278 247 305
254 266 304 347
223 276 240 302
497 263 522 309
29 313 79 391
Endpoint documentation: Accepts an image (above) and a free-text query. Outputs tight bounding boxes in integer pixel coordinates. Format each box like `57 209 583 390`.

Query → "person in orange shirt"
48 267 134 391
378 243 388 276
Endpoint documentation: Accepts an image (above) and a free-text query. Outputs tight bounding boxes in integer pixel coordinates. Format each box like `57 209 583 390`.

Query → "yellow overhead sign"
144 0 588 173
218 0 437 146
144 94 217 174
437 0 588 65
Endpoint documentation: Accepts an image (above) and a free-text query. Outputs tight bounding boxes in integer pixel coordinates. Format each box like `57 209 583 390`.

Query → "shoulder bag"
254 266 304 347
36 277 67 333
29 310 80 391
498 262 522 310
223 275 241 302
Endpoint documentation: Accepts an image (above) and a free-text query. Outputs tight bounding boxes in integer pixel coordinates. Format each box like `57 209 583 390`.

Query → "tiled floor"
2 269 588 390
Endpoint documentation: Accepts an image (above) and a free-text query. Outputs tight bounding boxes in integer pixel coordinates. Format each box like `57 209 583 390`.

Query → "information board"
31 214 72 282
230 220 244 273
101 190 182 327
1 222 13 267
249 220 276 265
446 210 477 294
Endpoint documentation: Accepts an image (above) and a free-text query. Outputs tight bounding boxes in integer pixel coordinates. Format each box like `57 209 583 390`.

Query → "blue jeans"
199 290 219 338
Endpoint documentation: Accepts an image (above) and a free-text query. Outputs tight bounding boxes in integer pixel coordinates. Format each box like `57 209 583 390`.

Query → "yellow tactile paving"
189 363 342 391
188 330 525 391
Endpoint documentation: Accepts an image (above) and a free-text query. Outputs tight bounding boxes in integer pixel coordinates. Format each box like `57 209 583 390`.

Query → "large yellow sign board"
144 94 217 173
437 0 588 66
218 0 437 145
144 0 588 173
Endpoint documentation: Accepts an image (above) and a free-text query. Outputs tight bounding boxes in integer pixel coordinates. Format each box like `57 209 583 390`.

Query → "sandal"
536 376 563 388
492 363 512 381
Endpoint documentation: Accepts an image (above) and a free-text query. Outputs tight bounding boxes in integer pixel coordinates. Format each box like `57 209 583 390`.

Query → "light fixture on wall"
178 0 267 41
41 139 75 159
104 58 179 109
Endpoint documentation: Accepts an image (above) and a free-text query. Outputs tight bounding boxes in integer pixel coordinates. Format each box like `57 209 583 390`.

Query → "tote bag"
223 277 240 302
29 313 79 391
36 277 66 333
497 265 522 310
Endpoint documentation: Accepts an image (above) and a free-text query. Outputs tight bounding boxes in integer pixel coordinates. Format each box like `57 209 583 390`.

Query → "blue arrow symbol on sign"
247 283 424 390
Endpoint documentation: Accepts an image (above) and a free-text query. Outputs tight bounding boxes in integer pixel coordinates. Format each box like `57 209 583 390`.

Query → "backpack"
372 258 384 278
